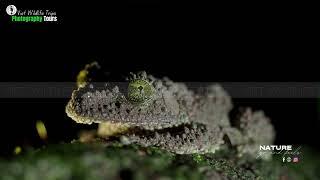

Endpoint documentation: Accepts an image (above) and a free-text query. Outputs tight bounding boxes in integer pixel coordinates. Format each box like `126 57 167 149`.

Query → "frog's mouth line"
96 122 224 155
98 122 206 140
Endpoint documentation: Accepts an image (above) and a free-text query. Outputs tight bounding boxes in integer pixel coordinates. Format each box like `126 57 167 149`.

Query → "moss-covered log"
1 141 319 180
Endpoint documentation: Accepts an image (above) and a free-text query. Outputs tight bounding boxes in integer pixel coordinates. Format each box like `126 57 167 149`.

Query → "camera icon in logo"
6 5 17 16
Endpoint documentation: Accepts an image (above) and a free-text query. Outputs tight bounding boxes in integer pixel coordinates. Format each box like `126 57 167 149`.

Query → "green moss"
0 142 319 180
192 154 206 163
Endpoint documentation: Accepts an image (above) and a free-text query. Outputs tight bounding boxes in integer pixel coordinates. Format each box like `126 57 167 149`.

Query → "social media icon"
287 157 292 162
282 157 285 162
293 157 299 163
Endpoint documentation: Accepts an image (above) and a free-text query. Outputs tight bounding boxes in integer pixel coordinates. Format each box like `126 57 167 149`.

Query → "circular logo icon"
6 5 17 16
286 157 292 162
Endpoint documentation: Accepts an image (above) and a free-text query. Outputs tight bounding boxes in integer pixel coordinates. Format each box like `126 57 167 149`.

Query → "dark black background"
0 1 319 156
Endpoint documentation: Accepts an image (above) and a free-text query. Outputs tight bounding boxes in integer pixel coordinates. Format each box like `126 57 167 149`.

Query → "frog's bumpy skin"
66 72 192 130
236 108 275 159
123 123 224 154
192 84 233 128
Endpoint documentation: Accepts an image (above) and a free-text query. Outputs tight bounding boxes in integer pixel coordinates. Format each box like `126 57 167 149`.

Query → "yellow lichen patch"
97 122 130 137
76 69 89 88
79 130 96 143
13 146 22 155
76 61 100 88
36 120 48 140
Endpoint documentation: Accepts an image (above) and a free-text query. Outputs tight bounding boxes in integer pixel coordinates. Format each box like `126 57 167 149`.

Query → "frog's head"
66 71 191 130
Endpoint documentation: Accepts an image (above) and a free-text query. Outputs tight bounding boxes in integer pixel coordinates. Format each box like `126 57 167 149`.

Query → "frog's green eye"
127 79 155 103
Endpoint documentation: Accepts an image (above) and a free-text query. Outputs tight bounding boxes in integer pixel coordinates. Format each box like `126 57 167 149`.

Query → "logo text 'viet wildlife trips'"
6 5 58 23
